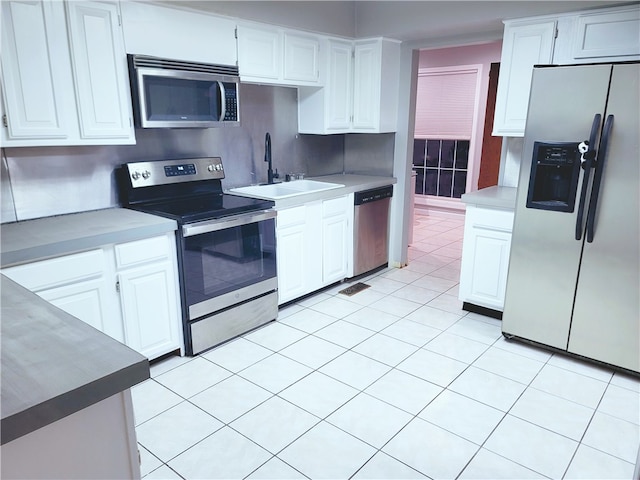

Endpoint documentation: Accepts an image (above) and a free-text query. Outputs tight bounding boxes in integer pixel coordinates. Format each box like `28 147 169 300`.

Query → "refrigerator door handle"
575 114 601 241
586 114 614 243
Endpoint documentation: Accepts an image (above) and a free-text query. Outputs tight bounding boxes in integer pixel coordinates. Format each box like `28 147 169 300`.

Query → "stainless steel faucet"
265 132 278 184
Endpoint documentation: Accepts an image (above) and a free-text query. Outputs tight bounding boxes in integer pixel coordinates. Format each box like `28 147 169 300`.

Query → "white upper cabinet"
237 23 320 86
237 24 281 80
326 39 354 130
556 6 640 64
492 19 556 137
0 0 135 147
494 5 640 137
283 32 320 83
298 37 400 134
1 0 74 140
120 2 237 66
66 1 133 140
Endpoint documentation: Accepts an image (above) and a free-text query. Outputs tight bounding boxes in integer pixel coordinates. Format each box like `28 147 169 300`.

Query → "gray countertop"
460 186 517 210
1 208 178 268
228 173 397 209
0 275 150 445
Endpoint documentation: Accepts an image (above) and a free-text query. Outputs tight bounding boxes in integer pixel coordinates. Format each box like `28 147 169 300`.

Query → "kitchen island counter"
1 275 149 446
0 207 177 268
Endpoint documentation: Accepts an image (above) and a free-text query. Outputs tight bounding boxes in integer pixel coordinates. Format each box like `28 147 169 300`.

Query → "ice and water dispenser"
526 142 582 212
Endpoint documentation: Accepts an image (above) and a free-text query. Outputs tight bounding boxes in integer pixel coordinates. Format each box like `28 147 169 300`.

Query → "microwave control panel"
223 82 239 122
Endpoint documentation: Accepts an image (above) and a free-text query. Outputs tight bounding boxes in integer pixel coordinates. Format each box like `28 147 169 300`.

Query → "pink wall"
417 41 502 193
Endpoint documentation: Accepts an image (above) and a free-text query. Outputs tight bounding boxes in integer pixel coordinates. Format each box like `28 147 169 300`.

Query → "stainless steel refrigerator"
502 62 639 374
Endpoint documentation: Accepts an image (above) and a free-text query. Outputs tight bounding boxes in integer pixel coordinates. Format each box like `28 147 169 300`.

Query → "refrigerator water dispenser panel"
526 142 581 212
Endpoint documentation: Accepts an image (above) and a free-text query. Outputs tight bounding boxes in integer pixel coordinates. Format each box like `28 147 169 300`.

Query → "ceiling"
157 1 631 45
353 1 630 44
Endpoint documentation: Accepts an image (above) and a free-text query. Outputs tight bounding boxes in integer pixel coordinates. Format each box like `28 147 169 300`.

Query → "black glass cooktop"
133 193 275 224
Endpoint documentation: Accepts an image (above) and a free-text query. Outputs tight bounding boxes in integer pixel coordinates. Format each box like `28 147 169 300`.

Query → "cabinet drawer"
322 195 349 218
114 235 171 269
276 205 307 228
466 205 515 233
2 249 105 291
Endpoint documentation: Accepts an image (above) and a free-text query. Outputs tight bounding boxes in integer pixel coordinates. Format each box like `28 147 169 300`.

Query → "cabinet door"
571 8 640 61
326 40 353 131
352 40 381 130
459 206 514 311
119 1 237 66
1 249 123 340
65 1 134 141
114 234 181 359
118 262 180 359
237 25 281 81
493 20 556 137
276 206 307 304
283 32 319 83
322 196 349 284
0 0 73 139
276 222 307 304
39 278 124 343
322 217 349 284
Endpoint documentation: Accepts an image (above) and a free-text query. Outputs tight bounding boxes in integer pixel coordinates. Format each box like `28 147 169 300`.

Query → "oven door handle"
182 209 276 237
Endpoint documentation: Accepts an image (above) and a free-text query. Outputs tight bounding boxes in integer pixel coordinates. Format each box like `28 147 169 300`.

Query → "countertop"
228 173 397 209
0 208 178 268
460 186 517 210
0 275 150 445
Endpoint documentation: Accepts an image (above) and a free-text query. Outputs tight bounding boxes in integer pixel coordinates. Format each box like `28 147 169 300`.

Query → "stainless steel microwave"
127 54 240 128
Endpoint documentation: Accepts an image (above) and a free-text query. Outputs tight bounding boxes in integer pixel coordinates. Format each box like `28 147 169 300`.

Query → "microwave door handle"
218 81 226 122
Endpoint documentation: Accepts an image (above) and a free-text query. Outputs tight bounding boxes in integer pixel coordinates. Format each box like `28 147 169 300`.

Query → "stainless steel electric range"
118 157 277 355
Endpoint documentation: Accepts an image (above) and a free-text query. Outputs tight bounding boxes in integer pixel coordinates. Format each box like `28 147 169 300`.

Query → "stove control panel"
125 157 225 188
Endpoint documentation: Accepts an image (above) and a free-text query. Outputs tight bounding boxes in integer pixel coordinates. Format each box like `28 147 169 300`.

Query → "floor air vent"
338 282 370 297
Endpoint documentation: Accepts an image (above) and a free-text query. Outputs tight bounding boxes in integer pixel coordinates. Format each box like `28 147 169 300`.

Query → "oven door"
181 210 277 320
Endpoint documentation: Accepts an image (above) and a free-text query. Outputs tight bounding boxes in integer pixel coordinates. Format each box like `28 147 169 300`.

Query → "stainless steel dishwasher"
353 185 393 276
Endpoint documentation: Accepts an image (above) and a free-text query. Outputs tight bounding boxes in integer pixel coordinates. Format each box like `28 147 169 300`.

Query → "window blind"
414 68 477 139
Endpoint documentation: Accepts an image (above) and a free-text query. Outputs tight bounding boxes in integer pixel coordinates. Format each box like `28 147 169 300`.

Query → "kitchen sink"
229 180 344 199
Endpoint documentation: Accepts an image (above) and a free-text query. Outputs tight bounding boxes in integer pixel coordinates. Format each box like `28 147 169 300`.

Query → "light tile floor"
133 212 640 479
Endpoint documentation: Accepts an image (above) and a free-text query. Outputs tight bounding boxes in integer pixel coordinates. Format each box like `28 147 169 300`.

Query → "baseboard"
463 302 503 320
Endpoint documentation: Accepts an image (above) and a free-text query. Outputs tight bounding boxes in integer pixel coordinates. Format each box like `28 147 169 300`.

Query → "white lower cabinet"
276 205 315 304
276 195 352 305
39 276 123 342
459 205 514 312
2 233 182 360
322 196 350 284
114 234 182 360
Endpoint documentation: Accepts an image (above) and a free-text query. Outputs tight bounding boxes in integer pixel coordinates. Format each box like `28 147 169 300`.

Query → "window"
414 139 469 198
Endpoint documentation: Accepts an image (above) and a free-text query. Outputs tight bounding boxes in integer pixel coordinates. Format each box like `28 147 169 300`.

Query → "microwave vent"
130 55 239 76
